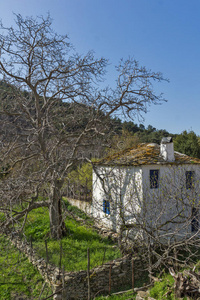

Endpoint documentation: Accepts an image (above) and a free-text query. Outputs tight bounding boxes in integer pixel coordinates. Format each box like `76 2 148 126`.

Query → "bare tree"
0 14 167 239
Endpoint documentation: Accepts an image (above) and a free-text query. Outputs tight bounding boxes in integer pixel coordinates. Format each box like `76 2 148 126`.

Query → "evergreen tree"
174 130 200 158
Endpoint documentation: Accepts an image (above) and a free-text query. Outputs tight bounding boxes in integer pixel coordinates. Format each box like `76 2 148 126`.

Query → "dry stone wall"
8 232 142 300
59 257 133 299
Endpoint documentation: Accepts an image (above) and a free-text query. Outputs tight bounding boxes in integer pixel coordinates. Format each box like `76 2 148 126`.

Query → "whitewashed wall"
92 165 143 232
142 164 200 242
92 163 200 241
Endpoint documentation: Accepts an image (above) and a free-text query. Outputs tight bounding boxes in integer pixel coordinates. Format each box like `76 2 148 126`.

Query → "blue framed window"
191 207 199 232
103 199 110 215
150 170 159 189
186 171 195 189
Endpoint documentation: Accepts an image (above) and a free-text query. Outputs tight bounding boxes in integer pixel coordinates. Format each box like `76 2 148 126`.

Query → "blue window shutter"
106 201 110 215
103 200 110 214
103 199 106 213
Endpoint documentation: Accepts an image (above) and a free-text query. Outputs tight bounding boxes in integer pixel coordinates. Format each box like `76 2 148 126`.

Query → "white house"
92 138 200 242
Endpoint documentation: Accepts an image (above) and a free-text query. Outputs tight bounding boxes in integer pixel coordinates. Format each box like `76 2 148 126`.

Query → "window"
103 199 110 215
191 207 199 232
150 170 159 189
186 171 195 189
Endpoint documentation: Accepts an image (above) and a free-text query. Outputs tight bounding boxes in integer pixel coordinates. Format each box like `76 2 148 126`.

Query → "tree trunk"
49 179 66 239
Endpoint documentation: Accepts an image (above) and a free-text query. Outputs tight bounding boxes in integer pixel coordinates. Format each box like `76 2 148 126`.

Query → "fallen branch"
169 267 200 299
108 283 154 297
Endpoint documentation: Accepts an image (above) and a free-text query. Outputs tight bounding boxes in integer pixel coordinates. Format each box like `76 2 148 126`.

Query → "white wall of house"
92 165 143 232
142 164 200 241
92 162 200 241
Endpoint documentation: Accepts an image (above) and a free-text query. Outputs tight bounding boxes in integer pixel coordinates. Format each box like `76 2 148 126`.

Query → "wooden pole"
86 177 88 201
59 240 62 276
87 248 90 300
109 263 112 294
30 235 33 262
174 246 178 272
132 258 134 290
148 237 152 283
62 265 65 298
45 240 49 268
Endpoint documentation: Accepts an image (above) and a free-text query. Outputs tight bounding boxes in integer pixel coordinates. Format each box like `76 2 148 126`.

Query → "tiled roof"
95 143 200 166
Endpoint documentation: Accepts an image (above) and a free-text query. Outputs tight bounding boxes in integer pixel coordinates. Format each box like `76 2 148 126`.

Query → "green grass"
0 200 156 299
149 274 175 300
0 234 52 300
0 201 121 299
63 197 93 223
23 205 121 271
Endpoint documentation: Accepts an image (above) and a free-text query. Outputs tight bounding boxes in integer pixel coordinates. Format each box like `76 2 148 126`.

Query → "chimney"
160 137 175 162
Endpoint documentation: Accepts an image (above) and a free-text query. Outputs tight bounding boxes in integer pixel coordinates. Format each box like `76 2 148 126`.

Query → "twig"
38 282 46 300
87 248 90 300
132 258 134 289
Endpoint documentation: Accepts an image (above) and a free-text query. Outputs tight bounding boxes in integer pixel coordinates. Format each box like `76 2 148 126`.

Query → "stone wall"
58 256 133 299
8 233 141 300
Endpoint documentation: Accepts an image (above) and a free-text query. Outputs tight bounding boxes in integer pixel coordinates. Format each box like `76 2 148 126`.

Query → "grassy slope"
1 201 151 299
23 203 121 271
0 235 52 300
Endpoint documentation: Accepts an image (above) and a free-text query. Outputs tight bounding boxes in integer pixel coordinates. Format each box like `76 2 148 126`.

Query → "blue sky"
1 0 200 135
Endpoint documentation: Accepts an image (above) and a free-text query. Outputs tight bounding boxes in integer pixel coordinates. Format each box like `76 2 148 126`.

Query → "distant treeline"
111 118 200 159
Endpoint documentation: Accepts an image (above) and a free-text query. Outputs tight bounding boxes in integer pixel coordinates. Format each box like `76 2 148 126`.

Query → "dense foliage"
173 130 200 158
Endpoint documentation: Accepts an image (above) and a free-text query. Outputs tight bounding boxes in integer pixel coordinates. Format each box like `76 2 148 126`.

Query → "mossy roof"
95 143 200 167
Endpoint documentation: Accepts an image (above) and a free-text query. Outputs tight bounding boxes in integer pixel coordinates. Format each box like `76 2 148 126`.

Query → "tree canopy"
174 130 200 158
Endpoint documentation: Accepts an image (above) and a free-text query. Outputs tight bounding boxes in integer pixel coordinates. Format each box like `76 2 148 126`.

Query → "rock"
136 296 145 300
137 290 149 298
64 275 71 281
53 294 62 300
